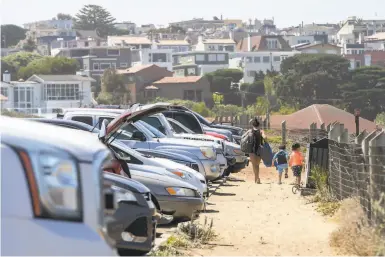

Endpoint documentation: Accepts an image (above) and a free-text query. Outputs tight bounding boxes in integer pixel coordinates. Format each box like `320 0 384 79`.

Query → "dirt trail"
192 166 337 256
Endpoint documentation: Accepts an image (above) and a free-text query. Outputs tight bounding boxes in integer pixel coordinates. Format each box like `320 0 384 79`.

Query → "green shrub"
0 109 40 118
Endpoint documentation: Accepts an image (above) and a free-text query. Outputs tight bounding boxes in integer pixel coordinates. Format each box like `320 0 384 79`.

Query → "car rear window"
71 116 93 126
163 112 203 134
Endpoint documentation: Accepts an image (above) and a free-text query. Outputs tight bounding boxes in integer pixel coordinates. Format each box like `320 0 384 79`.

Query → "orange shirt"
289 151 304 167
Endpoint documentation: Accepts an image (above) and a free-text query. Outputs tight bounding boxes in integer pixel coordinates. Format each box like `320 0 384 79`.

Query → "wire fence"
324 127 385 226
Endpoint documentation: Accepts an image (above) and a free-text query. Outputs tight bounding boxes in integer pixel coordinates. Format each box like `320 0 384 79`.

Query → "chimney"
2 70 11 83
247 34 252 51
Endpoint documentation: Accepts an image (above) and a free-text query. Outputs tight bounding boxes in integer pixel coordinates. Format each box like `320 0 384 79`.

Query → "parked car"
165 105 244 144
60 109 226 181
160 105 235 141
139 106 247 173
1 116 116 255
189 110 244 144
103 172 157 256
98 105 206 222
109 140 208 196
102 141 204 223
164 116 248 173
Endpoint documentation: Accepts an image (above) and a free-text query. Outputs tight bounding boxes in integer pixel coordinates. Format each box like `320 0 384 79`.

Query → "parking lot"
158 165 338 256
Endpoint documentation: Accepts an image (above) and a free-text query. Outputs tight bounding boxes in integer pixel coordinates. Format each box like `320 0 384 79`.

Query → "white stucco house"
229 51 299 83
131 48 174 71
194 36 236 52
0 73 95 113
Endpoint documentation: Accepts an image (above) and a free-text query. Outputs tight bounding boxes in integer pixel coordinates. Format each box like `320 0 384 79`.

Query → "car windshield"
134 121 166 138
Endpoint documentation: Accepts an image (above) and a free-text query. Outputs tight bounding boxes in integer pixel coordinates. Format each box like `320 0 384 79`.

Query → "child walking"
289 143 304 186
272 145 289 184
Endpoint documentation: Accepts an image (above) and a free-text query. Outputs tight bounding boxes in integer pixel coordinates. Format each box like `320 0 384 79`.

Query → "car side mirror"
132 130 146 141
99 119 110 143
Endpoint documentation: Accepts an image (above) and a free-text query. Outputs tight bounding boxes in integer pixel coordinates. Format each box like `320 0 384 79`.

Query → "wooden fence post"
361 130 379 222
281 120 287 146
368 130 385 225
355 130 368 145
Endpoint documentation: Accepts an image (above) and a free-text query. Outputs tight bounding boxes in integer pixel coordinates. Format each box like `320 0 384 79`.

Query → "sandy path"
191 166 337 256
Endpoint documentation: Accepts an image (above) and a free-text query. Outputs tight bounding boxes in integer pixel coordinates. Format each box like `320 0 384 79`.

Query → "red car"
204 131 229 141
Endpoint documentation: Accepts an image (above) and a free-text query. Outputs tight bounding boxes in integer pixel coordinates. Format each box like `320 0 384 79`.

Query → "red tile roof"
270 104 377 133
153 76 203 84
117 64 154 74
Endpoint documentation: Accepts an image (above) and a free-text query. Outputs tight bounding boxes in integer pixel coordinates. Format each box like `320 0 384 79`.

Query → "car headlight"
200 147 216 160
165 187 197 197
112 185 137 203
16 150 82 221
166 169 192 180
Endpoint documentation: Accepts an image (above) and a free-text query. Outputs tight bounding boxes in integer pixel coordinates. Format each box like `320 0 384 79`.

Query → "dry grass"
0 109 40 118
150 217 218 256
309 166 341 217
330 198 385 256
178 216 217 245
149 235 190 256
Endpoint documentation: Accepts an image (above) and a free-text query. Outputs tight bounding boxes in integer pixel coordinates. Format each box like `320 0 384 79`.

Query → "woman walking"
248 117 266 184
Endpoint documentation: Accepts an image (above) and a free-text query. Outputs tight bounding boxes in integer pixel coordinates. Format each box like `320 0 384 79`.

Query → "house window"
107 49 120 56
218 45 224 51
217 54 225 61
120 63 128 68
356 60 361 68
263 56 270 63
1 87 8 97
347 49 351 54
44 84 80 101
246 57 253 63
183 90 195 101
187 68 196 75
100 63 111 70
195 54 205 61
152 53 167 62
247 70 256 77
93 63 100 70
208 54 217 62
273 56 281 62
84 41 89 47
174 69 185 77
225 45 234 52
254 56 261 63
111 63 116 69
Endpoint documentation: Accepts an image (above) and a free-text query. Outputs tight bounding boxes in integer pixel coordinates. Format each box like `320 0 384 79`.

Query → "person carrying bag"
241 117 267 184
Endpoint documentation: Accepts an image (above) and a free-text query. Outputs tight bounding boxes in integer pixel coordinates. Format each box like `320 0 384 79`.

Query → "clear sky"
1 0 384 28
